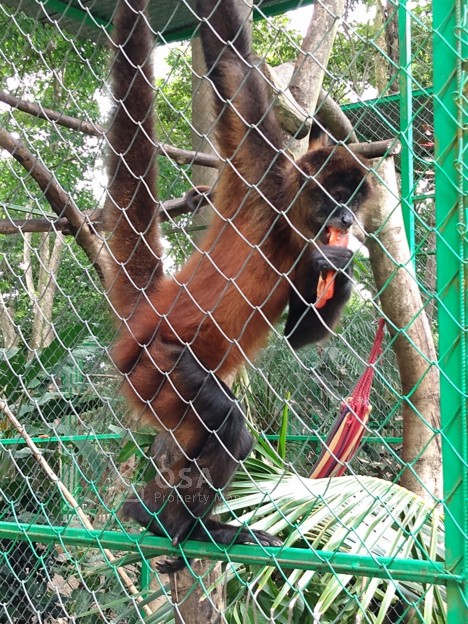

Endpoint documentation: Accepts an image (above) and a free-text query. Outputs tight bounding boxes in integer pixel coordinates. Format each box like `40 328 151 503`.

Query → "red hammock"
309 318 386 479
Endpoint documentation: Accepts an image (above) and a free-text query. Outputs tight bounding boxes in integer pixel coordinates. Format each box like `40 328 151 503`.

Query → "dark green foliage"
0 540 69 623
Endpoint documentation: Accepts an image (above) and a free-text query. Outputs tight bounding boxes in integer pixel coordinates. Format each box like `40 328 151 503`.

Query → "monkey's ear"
308 115 334 152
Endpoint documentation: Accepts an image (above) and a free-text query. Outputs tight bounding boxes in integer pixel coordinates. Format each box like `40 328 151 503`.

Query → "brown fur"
104 0 374 554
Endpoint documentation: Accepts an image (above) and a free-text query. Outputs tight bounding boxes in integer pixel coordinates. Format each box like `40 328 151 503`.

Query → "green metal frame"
36 0 316 43
0 433 403 446
40 0 111 31
434 0 468 621
398 0 416 258
341 86 434 111
0 0 467 620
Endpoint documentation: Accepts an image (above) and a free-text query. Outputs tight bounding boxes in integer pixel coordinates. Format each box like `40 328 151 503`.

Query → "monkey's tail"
104 0 163 320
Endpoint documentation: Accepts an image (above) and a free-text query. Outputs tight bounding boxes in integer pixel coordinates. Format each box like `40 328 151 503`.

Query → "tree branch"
316 89 358 143
0 89 218 168
364 157 441 501
333 138 400 159
272 60 358 143
0 127 105 272
0 89 103 137
0 89 393 171
0 189 210 235
263 64 311 139
289 0 345 155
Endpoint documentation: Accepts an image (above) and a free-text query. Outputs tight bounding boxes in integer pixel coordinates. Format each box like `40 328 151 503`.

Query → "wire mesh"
0 0 465 622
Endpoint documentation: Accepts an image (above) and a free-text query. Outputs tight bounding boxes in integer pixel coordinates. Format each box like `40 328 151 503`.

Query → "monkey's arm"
197 0 286 186
285 246 354 349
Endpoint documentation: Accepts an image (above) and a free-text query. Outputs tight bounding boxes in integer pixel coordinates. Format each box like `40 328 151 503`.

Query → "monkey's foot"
241 528 283 547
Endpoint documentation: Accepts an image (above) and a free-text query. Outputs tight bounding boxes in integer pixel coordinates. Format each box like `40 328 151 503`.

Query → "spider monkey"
103 0 374 566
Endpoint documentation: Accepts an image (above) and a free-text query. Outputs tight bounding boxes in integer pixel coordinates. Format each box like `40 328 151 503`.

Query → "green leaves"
0 326 102 436
0 324 82 401
220 461 446 623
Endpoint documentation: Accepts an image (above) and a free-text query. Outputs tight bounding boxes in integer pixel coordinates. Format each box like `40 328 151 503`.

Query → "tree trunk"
24 232 64 351
191 36 219 193
170 560 227 624
0 290 17 348
364 157 441 501
374 0 399 94
289 0 345 156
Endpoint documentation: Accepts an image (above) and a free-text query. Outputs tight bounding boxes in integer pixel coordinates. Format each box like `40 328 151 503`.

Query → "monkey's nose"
341 212 354 227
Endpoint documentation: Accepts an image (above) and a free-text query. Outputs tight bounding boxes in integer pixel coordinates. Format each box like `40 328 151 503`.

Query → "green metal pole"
0 521 458 586
433 1 468 621
140 557 153 615
42 0 111 30
398 0 415 260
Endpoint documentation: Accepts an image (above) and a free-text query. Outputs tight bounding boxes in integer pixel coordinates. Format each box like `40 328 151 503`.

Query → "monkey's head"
288 147 374 242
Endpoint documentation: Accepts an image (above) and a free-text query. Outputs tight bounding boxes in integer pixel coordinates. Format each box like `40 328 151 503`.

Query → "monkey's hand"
285 245 354 348
311 245 354 274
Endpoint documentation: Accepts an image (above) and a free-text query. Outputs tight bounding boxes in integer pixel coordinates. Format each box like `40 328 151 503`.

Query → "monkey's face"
311 184 367 242
292 148 373 242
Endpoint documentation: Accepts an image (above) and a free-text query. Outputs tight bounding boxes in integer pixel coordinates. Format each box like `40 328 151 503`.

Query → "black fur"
121 346 281 555
285 246 354 348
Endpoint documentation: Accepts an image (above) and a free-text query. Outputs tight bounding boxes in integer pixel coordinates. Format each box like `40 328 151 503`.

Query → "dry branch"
316 89 358 143
289 0 345 155
0 90 397 175
290 0 344 110
264 64 311 139
0 135 397 239
0 90 102 137
0 128 81 225
0 136 397 238
325 139 400 159
0 399 153 618
269 60 358 143
0 191 210 235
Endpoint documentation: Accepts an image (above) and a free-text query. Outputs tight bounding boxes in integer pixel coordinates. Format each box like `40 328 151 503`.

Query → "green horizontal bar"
253 0 315 21
0 433 403 446
0 433 121 446
413 194 436 201
42 0 110 31
0 521 457 586
0 203 56 217
37 1 315 45
341 86 434 111
163 1 316 43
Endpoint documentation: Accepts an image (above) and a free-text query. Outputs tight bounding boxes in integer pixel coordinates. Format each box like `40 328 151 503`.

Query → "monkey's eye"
332 193 347 204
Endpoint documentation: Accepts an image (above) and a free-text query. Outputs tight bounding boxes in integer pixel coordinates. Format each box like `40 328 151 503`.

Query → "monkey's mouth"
319 229 329 244
320 225 348 244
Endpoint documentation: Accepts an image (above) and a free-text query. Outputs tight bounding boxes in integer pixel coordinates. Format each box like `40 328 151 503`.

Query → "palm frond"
217 460 446 623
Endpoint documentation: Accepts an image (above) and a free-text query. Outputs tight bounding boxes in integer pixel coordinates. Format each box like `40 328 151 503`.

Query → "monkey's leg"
151 347 282 574
123 345 270 547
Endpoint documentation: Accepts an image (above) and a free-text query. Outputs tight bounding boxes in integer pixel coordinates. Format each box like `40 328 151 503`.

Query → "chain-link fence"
0 1 465 622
